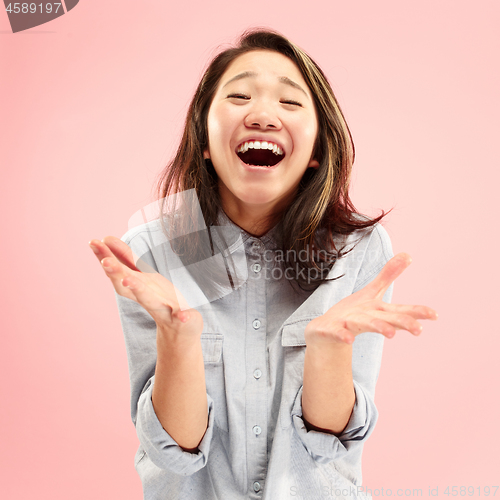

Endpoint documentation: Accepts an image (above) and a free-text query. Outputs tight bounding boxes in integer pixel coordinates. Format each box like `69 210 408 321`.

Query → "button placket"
252 241 263 252
245 237 268 494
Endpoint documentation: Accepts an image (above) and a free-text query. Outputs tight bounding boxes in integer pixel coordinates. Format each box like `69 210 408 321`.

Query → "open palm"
305 253 438 345
89 236 203 337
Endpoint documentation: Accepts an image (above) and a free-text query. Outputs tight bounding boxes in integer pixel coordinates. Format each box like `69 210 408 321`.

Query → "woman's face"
205 50 319 220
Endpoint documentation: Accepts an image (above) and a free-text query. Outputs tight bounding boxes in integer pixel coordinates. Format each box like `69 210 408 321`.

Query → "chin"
237 190 277 205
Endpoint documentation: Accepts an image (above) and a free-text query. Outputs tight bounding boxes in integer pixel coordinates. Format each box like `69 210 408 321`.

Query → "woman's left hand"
304 252 438 346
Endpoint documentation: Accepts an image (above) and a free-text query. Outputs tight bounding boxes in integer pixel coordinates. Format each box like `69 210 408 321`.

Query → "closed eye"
281 100 302 107
227 94 302 107
227 93 250 100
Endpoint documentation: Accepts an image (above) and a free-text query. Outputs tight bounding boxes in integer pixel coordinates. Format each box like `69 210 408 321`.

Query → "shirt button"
252 241 262 251
252 263 262 273
253 425 262 435
253 369 262 379
253 481 261 492
252 319 261 330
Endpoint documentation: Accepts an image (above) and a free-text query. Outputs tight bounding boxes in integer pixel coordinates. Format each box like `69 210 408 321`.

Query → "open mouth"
236 140 285 167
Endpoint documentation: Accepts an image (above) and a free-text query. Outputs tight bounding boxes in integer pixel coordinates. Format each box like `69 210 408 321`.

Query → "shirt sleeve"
135 375 215 475
115 224 215 475
290 223 394 464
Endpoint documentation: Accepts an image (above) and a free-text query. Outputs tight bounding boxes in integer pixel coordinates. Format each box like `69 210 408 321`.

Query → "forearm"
301 342 355 436
152 327 208 452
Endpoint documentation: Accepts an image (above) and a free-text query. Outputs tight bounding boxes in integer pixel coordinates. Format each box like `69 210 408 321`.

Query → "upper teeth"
237 141 283 155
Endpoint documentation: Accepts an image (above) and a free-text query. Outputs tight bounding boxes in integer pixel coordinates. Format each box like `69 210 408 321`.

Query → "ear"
203 148 210 160
307 158 320 169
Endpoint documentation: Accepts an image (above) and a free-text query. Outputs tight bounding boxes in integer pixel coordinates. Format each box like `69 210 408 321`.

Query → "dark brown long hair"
155 29 391 291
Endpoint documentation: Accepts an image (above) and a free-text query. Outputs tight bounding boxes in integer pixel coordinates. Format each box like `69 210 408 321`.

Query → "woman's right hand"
89 236 203 338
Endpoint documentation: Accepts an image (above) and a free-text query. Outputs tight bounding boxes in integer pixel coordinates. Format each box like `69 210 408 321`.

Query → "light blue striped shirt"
116 209 394 500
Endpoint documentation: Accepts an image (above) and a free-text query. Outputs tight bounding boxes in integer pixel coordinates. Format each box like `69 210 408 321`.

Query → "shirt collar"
215 208 279 252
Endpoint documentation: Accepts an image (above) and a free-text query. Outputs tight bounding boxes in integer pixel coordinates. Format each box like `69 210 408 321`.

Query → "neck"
220 199 282 237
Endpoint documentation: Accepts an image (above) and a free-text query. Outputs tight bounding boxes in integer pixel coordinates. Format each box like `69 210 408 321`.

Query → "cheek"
291 112 317 139
206 108 234 163
295 122 318 156
208 106 234 139
207 124 229 159
306 119 319 155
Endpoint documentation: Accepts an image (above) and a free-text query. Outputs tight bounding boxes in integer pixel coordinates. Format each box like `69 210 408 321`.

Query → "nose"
244 102 282 130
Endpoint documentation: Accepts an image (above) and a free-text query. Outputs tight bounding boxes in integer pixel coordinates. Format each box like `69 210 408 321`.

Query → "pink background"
1 1 499 498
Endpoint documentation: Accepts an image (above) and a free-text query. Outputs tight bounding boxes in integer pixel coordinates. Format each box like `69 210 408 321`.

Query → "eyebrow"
222 71 308 96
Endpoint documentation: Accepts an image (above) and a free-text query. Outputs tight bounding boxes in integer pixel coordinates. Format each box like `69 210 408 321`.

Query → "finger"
99 256 136 300
370 301 439 320
306 320 356 345
364 253 412 300
370 310 423 336
344 313 396 338
101 236 141 272
335 328 355 345
89 239 115 261
89 238 141 273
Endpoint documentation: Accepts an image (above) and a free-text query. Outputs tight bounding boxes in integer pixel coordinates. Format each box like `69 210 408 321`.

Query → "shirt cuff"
291 380 377 464
135 376 215 476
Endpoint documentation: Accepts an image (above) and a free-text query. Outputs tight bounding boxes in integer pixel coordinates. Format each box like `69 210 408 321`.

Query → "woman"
89 29 437 499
